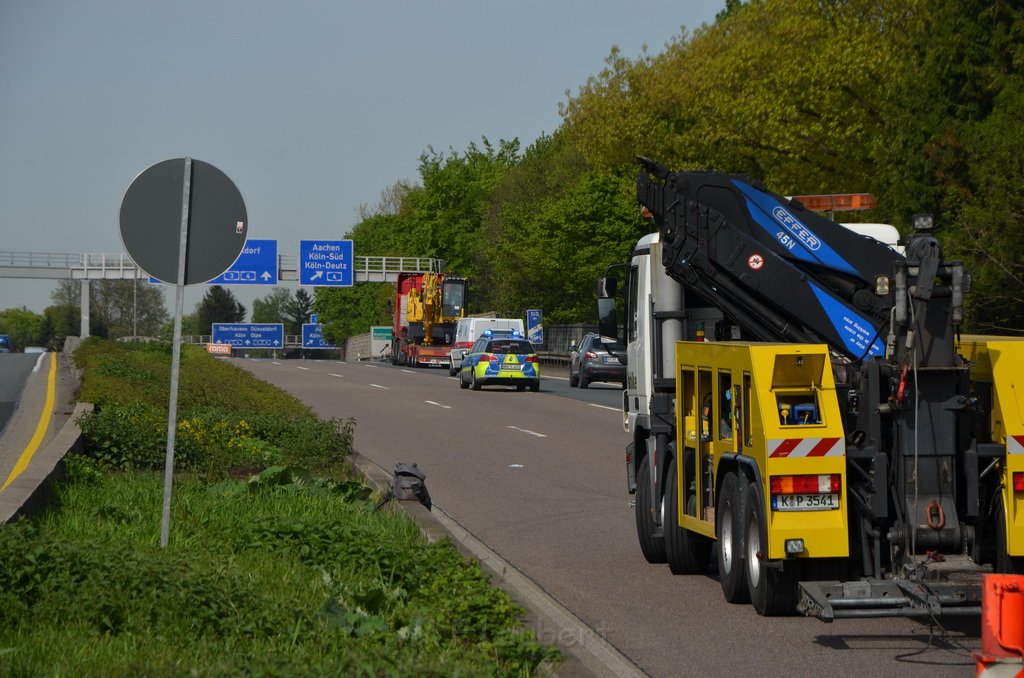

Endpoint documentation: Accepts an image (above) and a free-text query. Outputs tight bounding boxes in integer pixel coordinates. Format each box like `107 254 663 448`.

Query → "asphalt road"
233 356 981 677
0 353 40 436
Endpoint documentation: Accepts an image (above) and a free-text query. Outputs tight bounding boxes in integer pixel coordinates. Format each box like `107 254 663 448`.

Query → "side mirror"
596 276 618 299
597 297 618 343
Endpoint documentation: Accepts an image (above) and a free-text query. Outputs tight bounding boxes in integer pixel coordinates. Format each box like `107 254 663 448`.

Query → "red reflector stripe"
768 438 844 458
770 439 801 458
808 438 841 457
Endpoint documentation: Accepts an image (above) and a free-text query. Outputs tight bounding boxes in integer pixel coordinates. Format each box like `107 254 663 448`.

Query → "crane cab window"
718 370 733 440
776 392 822 426
699 368 713 442
771 353 825 426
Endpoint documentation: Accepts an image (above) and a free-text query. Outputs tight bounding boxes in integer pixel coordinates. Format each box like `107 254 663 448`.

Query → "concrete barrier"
0 401 92 524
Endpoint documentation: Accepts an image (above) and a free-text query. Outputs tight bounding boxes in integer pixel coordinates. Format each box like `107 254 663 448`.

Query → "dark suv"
569 333 625 389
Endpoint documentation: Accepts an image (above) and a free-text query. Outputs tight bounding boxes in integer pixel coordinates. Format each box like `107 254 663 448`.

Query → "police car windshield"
486 340 534 354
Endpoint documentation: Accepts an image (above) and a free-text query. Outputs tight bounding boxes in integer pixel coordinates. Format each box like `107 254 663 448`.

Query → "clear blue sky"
0 1 722 316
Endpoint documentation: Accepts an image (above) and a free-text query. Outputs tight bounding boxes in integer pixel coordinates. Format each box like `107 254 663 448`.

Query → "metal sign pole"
160 157 192 549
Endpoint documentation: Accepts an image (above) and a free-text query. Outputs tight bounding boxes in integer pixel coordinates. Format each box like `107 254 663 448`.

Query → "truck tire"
716 472 749 603
635 455 667 563
996 493 1024 574
665 458 712 574
745 483 798 615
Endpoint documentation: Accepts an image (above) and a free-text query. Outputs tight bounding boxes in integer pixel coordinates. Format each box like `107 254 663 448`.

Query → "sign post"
119 157 247 549
527 309 544 346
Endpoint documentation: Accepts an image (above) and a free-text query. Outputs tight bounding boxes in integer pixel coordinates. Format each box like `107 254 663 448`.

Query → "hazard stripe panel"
1009 435 1024 455
768 437 844 458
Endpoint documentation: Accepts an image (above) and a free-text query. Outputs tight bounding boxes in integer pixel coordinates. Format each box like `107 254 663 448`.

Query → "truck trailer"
598 158 1024 619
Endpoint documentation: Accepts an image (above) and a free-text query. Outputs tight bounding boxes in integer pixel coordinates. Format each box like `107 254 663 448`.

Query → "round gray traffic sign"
119 158 248 284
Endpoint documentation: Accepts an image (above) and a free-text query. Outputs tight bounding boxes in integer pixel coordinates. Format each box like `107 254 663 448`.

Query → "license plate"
771 493 839 511
500 364 522 372
603 356 620 364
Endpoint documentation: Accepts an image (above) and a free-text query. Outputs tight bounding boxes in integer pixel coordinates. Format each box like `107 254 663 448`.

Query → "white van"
448 317 525 375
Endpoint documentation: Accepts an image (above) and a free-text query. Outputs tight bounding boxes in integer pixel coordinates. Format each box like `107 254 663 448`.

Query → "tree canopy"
310 0 1023 337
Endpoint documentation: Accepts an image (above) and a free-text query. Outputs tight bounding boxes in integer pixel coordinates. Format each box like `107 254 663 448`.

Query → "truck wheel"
665 458 712 574
745 483 798 615
996 493 1024 574
635 455 667 563
716 472 749 603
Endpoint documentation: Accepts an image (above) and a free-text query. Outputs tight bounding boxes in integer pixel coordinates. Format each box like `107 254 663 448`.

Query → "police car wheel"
529 381 540 392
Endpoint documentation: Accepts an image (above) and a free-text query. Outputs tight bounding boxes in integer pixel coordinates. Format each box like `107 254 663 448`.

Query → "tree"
0 307 43 350
315 283 392 345
49 278 168 339
285 288 314 335
40 305 78 350
252 288 293 325
195 286 246 335
875 0 1024 333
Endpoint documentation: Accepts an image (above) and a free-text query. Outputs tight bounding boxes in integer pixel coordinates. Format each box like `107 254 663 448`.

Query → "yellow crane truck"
597 159 1024 619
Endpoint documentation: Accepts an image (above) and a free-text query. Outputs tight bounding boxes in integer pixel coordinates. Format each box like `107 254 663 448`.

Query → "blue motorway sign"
208 239 278 285
300 239 353 286
526 309 543 345
148 238 277 286
302 323 336 349
212 323 284 348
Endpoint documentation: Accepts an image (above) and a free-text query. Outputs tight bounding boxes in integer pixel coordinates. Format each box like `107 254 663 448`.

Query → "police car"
458 330 540 392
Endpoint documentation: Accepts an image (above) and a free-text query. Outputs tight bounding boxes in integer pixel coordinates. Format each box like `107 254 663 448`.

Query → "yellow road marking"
1 352 57 492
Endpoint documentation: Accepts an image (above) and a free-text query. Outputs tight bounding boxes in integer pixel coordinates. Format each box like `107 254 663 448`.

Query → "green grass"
0 339 558 676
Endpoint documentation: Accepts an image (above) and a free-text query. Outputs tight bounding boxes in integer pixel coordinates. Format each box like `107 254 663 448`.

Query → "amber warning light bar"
790 193 877 212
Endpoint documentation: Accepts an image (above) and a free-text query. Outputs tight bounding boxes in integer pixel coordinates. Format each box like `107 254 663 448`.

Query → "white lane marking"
296 366 309 371
425 400 452 409
329 373 343 378
509 464 524 469
271 361 282 365
370 384 390 390
589 403 620 412
401 369 416 374
362 364 378 368
507 425 546 438
544 375 569 381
